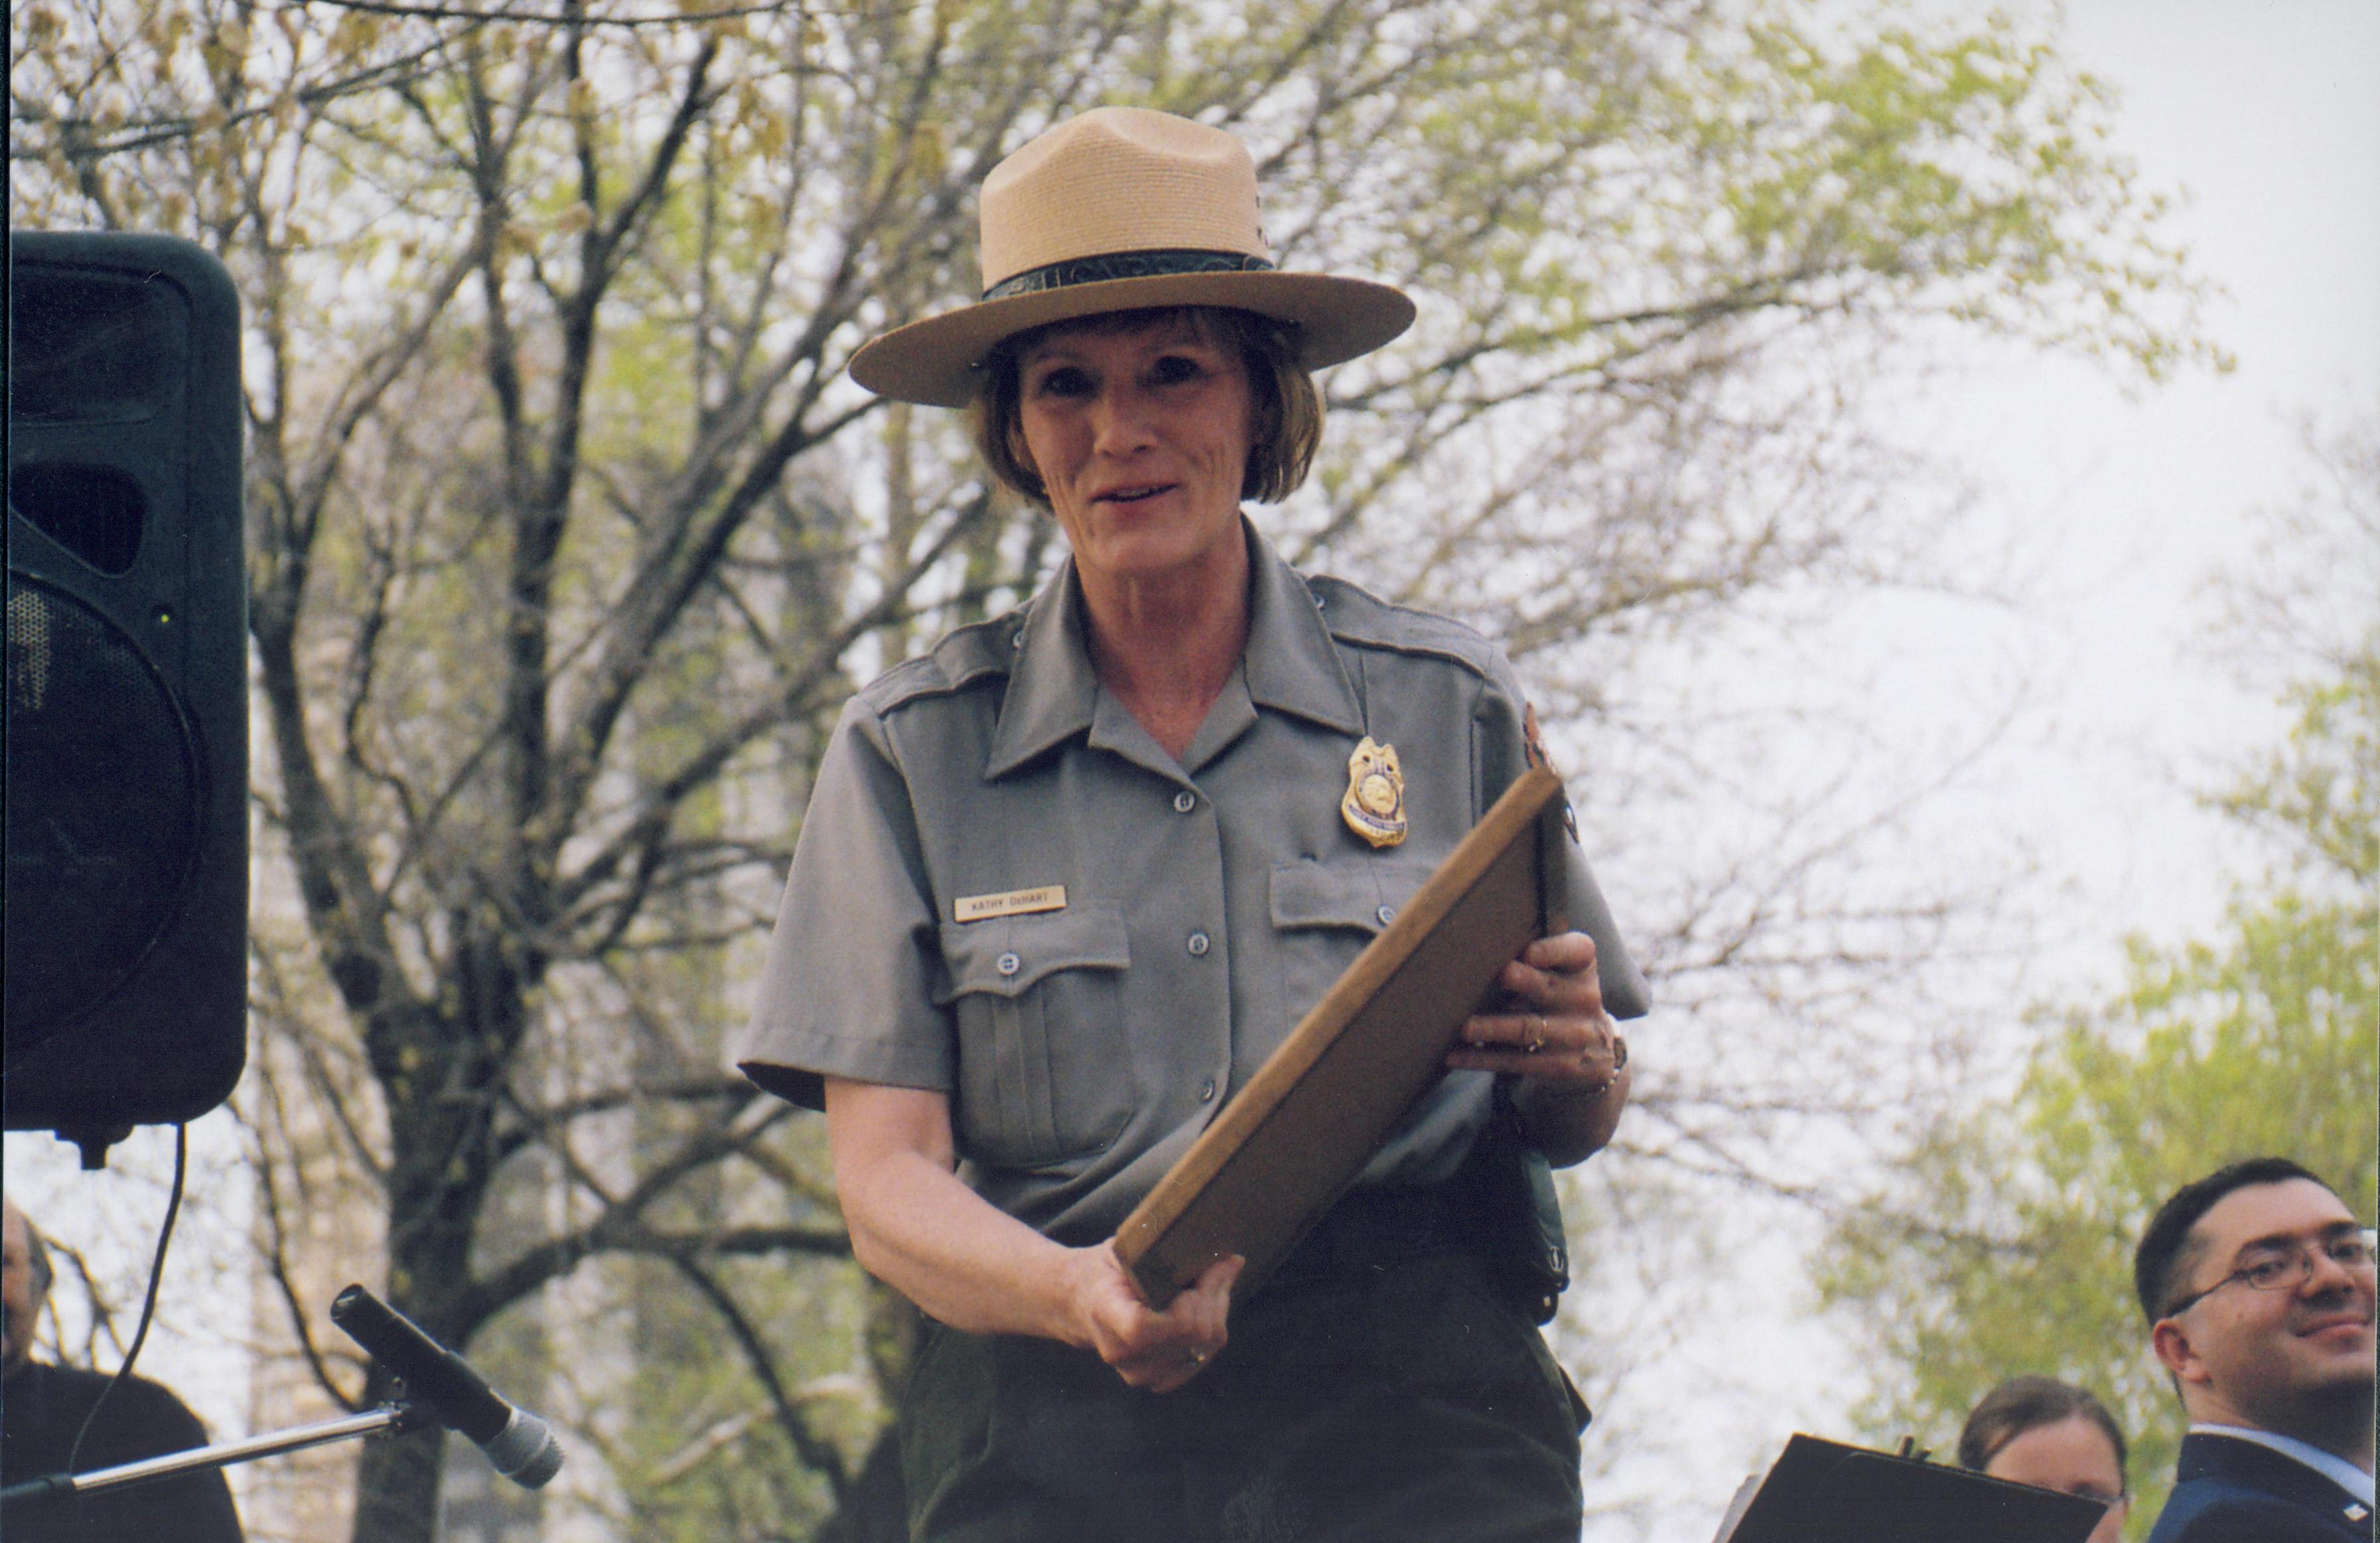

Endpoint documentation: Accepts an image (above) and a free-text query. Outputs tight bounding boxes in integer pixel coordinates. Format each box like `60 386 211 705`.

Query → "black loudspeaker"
6 232 248 1161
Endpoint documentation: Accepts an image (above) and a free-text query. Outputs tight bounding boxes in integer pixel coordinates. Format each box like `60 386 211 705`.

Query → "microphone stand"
0 1400 427 1514
2 1282 560 1517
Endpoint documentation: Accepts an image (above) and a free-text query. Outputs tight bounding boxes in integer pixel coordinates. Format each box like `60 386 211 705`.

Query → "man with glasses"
2134 1157 2375 1542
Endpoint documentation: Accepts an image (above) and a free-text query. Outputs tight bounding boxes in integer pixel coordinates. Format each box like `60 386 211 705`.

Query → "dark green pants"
899 1191 1589 1543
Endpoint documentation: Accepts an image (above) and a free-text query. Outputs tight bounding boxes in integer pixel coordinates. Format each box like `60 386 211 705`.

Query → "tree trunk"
812 1284 920 1542
812 1426 907 1543
349 1374 446 1543
346 980 513 1542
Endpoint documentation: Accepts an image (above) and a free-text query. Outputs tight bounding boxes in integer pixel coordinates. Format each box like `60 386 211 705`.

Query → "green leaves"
1822 641 2379 1535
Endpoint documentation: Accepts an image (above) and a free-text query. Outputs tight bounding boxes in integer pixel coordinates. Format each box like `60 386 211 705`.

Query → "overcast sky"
1596 1 2380 1532
1962 0 2379 973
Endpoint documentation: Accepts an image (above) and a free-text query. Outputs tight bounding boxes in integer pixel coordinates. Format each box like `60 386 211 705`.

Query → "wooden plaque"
1113 765 1566 1307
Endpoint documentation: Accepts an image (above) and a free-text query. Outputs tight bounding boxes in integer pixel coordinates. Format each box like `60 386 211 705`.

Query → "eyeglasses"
2162 1228 2378 1318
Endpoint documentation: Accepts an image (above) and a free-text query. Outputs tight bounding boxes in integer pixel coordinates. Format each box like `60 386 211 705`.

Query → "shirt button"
1187 931 1211 957
996 952 1021 976
1199 1077 1217 1102
1376 904 1396 925
1173 789 1197 814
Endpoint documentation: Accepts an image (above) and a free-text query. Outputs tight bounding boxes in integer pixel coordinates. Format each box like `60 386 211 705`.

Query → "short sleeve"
735 696 954 1110
1472 650 1650 1022
1551 832 1648 1019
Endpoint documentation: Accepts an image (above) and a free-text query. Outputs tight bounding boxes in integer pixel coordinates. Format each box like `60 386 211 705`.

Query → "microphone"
330 1285 564 1489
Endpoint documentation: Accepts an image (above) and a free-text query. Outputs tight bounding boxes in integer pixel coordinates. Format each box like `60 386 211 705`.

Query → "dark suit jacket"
2146 1431 2375 1543
0 1360 246 1542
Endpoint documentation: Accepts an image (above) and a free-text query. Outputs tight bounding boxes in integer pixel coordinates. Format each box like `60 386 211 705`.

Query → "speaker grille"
5 573 202 1050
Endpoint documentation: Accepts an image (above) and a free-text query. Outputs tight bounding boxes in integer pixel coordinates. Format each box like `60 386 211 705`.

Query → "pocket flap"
937 904 1130 1001
1268 855 1439 932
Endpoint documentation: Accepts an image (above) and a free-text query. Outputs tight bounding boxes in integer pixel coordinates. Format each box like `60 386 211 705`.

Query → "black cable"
62 1123 190 1488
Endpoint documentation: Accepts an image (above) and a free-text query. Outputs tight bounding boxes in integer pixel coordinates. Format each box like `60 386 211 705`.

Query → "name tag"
954 885 1067 923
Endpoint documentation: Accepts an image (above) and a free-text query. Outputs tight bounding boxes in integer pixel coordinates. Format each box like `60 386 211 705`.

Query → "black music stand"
1714 1433 2110 1543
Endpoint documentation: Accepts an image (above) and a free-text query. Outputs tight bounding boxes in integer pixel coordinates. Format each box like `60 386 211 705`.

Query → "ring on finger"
1524 1015 1546 1055
1582 1034 1629 1096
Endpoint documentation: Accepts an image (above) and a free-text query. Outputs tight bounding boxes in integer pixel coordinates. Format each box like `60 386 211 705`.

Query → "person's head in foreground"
2133 1157 2375 1543
3 1195 54 1374
2136 1158 2375 1451
1959 1375 2128 1543
848 105 1413 606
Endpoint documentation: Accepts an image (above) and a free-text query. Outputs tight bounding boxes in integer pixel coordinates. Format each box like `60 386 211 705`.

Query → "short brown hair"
2134 1157 2332 1321
968 306 1322 508
1957 1376 2128 1491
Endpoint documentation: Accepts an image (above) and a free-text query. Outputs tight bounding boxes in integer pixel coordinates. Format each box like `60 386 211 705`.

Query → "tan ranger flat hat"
848 108 1416 407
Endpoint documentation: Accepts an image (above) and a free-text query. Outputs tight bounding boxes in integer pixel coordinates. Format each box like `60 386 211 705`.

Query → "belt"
1259 1183 1480 1291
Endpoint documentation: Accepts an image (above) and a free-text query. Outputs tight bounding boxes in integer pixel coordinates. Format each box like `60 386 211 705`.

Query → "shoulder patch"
857 611 1021 715
1304 572 1501 680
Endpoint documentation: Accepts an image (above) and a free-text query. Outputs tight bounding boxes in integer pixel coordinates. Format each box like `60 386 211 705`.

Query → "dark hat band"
982 248 1276 301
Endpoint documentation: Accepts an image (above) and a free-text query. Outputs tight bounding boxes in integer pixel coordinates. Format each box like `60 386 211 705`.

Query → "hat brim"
847 270 1416 407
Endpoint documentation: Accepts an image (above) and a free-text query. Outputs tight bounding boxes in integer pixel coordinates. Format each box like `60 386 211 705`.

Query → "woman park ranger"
737 106 1649 1541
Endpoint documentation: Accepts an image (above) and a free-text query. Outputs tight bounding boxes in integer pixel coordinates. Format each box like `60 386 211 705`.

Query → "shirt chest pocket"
1268 853 1442 1025
936 905 1134 1171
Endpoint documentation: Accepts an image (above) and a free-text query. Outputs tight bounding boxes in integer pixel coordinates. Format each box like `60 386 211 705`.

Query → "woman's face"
1012 311 1254 595
1984 1416 2128 1543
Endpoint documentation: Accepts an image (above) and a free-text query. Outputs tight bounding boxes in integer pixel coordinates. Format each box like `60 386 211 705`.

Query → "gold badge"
1341 737 1406 848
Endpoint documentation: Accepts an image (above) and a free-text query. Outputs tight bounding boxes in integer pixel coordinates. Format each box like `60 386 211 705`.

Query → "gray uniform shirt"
738 523 1646 1244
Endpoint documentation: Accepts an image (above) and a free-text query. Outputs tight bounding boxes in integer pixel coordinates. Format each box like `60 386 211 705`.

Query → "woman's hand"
1444 930 1631 1165
1445 930 1626 1089
1062 1245 1242 1392
826 1078 1240 1391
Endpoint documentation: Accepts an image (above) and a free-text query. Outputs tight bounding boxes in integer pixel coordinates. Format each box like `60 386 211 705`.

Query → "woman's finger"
1446 1005 1623 1088
1161 1254 1240 1371
1094 1252 1240 1388
1497 933 1603 1017
1519 930 1598 976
